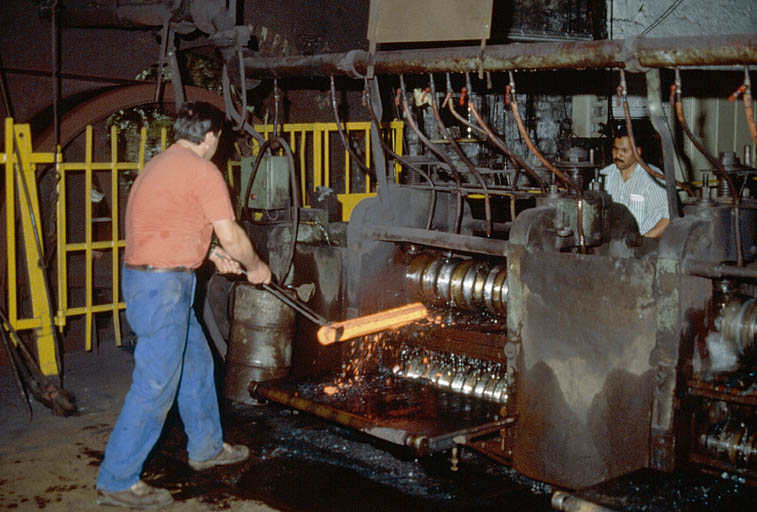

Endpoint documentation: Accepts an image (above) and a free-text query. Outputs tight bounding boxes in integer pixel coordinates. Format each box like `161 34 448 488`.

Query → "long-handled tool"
238 271 428 345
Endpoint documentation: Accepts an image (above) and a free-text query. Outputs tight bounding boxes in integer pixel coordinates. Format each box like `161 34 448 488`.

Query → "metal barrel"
224 283 295 405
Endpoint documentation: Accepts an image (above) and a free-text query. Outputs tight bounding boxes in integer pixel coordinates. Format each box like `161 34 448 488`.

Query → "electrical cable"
641 0 686 36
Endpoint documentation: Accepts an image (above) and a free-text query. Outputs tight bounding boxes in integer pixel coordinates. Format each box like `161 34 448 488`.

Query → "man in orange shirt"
96 102 271 509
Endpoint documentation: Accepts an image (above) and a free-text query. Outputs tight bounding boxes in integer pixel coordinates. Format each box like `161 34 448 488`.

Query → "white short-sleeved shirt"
600 162 669 235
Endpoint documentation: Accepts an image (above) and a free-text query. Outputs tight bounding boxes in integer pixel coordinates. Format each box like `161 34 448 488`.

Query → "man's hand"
209 246 243 275
245 262 272 285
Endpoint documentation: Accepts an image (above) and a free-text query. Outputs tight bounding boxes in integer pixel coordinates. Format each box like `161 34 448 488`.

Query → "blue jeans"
96 266 223 492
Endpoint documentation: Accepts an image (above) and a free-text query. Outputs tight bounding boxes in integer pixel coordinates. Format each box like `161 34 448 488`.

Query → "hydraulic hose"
362 77 437 230
222 64 265 145
428 73 492 237
467 101 546 193
673 69 742 266
617 69 694 199
443 73 487 139
399 74 463 234
329 76 376 180
507 72 581 194
732 66 757 151
507 72 585 251
241 136 299 282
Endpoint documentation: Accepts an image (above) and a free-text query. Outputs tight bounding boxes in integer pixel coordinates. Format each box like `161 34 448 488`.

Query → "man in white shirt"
600 130 670 238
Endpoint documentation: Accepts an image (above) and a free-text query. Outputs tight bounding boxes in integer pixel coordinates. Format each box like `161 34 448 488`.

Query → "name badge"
630 193 645 202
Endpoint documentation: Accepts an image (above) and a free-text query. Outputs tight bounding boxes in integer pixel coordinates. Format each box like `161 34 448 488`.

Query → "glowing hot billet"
317 302 428 345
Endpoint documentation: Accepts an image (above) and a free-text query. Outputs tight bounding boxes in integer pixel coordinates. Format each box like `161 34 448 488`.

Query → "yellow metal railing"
3 120 59 375
3 118 404 373
246 121 404 219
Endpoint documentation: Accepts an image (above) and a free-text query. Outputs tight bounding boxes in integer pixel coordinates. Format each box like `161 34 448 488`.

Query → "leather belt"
125 263 194 274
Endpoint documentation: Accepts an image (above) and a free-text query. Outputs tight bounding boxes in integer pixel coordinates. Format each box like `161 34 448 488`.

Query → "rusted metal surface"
241 34 757 78
250 374 513 456
507 244 658 488
224 284 295 405
398 326 509 363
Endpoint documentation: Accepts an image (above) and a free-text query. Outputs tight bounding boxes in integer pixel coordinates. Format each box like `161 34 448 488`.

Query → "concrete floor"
0 333 277 511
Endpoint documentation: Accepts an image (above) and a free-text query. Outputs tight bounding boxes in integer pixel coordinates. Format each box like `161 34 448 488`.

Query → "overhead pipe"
241 35 757 79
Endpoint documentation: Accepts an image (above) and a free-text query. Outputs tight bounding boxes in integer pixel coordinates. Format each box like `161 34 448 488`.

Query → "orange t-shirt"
124 144 235 269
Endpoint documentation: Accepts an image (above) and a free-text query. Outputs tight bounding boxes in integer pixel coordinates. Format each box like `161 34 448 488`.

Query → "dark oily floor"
0 337 551 512
1 336 756 511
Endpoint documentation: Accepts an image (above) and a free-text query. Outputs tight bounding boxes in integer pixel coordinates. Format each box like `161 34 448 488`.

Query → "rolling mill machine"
223 35 757 499
41 0 757 502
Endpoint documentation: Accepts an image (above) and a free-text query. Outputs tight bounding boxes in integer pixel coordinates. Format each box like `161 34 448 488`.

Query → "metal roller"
407 254 508 316
392 347 508 404
718 296 757 357
483 264 508 316
698 419 757 469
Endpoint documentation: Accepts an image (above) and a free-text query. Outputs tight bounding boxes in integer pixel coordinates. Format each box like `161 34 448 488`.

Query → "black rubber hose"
399 74 463 234
330 76 376 179
429 73 491 237
240 136 299 283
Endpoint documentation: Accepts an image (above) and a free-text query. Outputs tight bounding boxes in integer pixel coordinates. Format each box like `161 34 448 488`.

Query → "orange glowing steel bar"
317 302 428 345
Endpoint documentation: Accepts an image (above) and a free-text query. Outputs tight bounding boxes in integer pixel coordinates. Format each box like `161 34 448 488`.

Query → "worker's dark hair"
172 102 225 144
611 121 644 148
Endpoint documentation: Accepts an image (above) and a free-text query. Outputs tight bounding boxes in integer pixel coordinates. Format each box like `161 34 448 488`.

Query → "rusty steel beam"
242 34 757 78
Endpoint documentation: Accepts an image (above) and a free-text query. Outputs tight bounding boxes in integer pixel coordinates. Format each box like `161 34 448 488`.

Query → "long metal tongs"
261 281 329 327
